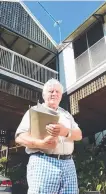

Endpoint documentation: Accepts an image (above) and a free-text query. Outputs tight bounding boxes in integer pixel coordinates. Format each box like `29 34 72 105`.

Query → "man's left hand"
46 124 68 137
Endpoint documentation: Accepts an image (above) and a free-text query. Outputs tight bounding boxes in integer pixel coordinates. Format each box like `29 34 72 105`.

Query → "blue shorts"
27 154 78 194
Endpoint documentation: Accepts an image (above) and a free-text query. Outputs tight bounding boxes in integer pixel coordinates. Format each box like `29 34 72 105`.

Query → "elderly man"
15 78 82 194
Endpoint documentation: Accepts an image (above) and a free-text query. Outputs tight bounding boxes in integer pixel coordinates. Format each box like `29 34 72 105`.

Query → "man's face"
43 84 62 109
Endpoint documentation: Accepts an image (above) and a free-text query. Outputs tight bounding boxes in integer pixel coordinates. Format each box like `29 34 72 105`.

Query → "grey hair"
43 78 63 95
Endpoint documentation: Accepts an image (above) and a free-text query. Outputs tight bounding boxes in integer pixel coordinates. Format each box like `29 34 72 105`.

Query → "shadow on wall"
60 93 70 112
58 51 67 93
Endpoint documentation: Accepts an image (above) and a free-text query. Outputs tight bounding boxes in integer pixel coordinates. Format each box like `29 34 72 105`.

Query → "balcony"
75 37 106 80
0 45 58 89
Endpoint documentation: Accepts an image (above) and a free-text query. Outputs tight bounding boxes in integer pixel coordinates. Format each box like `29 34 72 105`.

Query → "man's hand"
15 132 58 149
40 136 58 149
46 123 69 137
46 124 60 137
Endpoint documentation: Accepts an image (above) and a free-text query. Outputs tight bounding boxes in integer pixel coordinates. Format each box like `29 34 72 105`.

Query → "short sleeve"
58 107 80 131
70 115 80 130
15 110 30 138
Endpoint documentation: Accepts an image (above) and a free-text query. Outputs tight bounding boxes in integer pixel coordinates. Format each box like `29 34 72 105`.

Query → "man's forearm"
57 124 82 140
59 126 69 137
15 132 41 148
67 129 82 141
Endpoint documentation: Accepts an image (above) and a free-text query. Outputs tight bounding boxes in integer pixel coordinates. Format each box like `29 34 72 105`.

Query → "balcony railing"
75 37 106 79
0 45 58 84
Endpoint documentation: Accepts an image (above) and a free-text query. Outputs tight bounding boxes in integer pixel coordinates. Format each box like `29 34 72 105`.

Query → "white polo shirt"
15 105 80 155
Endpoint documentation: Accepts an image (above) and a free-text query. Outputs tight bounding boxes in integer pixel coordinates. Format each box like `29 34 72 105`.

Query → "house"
0 1 58 146
0 1 106 154
58 2 106 147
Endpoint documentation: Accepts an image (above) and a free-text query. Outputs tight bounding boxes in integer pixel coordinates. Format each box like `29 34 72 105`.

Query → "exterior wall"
69 73 106 115
59 22 106 94
59 41 106 94
59 43 76 92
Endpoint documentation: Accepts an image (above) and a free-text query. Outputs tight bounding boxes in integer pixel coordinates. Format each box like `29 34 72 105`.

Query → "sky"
24 1 104 44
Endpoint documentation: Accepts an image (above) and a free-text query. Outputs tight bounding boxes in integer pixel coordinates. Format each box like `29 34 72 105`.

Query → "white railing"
0 45 58 84
75 37 106 79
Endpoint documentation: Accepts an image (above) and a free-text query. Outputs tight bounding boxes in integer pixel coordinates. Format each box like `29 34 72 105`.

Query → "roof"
63 2 106 43
20 1 57 48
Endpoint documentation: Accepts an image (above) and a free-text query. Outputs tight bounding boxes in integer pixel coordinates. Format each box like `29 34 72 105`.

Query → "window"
73 33 87 58
87 21 104 47
73 21 104 58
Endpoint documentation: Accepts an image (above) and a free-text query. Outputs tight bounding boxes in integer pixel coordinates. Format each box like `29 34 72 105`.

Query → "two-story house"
59 2 106 148
0 1 106 154
0 1 58 146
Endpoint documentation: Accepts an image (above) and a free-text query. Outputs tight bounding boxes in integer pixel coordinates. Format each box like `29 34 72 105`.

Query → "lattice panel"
70 74 106 115
0 1 56 52
0 78 42 103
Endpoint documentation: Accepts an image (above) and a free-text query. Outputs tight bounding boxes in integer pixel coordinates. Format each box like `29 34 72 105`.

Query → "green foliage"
6 154 28 194
7 163 27 194
7 162 26 182
0 157 7 174
74 141 106 194
0 157 7 164
0 152 28 194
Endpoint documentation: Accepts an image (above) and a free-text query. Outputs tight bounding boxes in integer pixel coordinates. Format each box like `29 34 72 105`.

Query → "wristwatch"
65 131 69 137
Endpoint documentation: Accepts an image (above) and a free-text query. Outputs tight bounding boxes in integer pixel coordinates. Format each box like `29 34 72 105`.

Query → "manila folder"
30 108 59 139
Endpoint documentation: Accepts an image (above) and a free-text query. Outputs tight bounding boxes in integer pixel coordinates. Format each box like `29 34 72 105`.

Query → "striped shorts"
27 153 78 194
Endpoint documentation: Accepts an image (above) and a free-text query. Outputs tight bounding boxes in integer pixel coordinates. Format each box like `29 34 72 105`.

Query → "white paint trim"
66 61 106 95
0 45 58 73
0 68 43 90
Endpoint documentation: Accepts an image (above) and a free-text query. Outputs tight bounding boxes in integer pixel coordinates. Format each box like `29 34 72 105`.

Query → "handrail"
75 36 105 60
75 36 106 79
0 45 58 84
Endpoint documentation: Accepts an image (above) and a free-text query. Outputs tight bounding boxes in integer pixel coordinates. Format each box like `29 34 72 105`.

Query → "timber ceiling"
0 27 56 67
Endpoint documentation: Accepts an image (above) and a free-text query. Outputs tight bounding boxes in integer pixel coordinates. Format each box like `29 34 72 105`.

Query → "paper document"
29 103 59 139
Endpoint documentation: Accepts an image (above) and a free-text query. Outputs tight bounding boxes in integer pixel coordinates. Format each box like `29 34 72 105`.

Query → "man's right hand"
38 136 58 150
15 132 58 149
